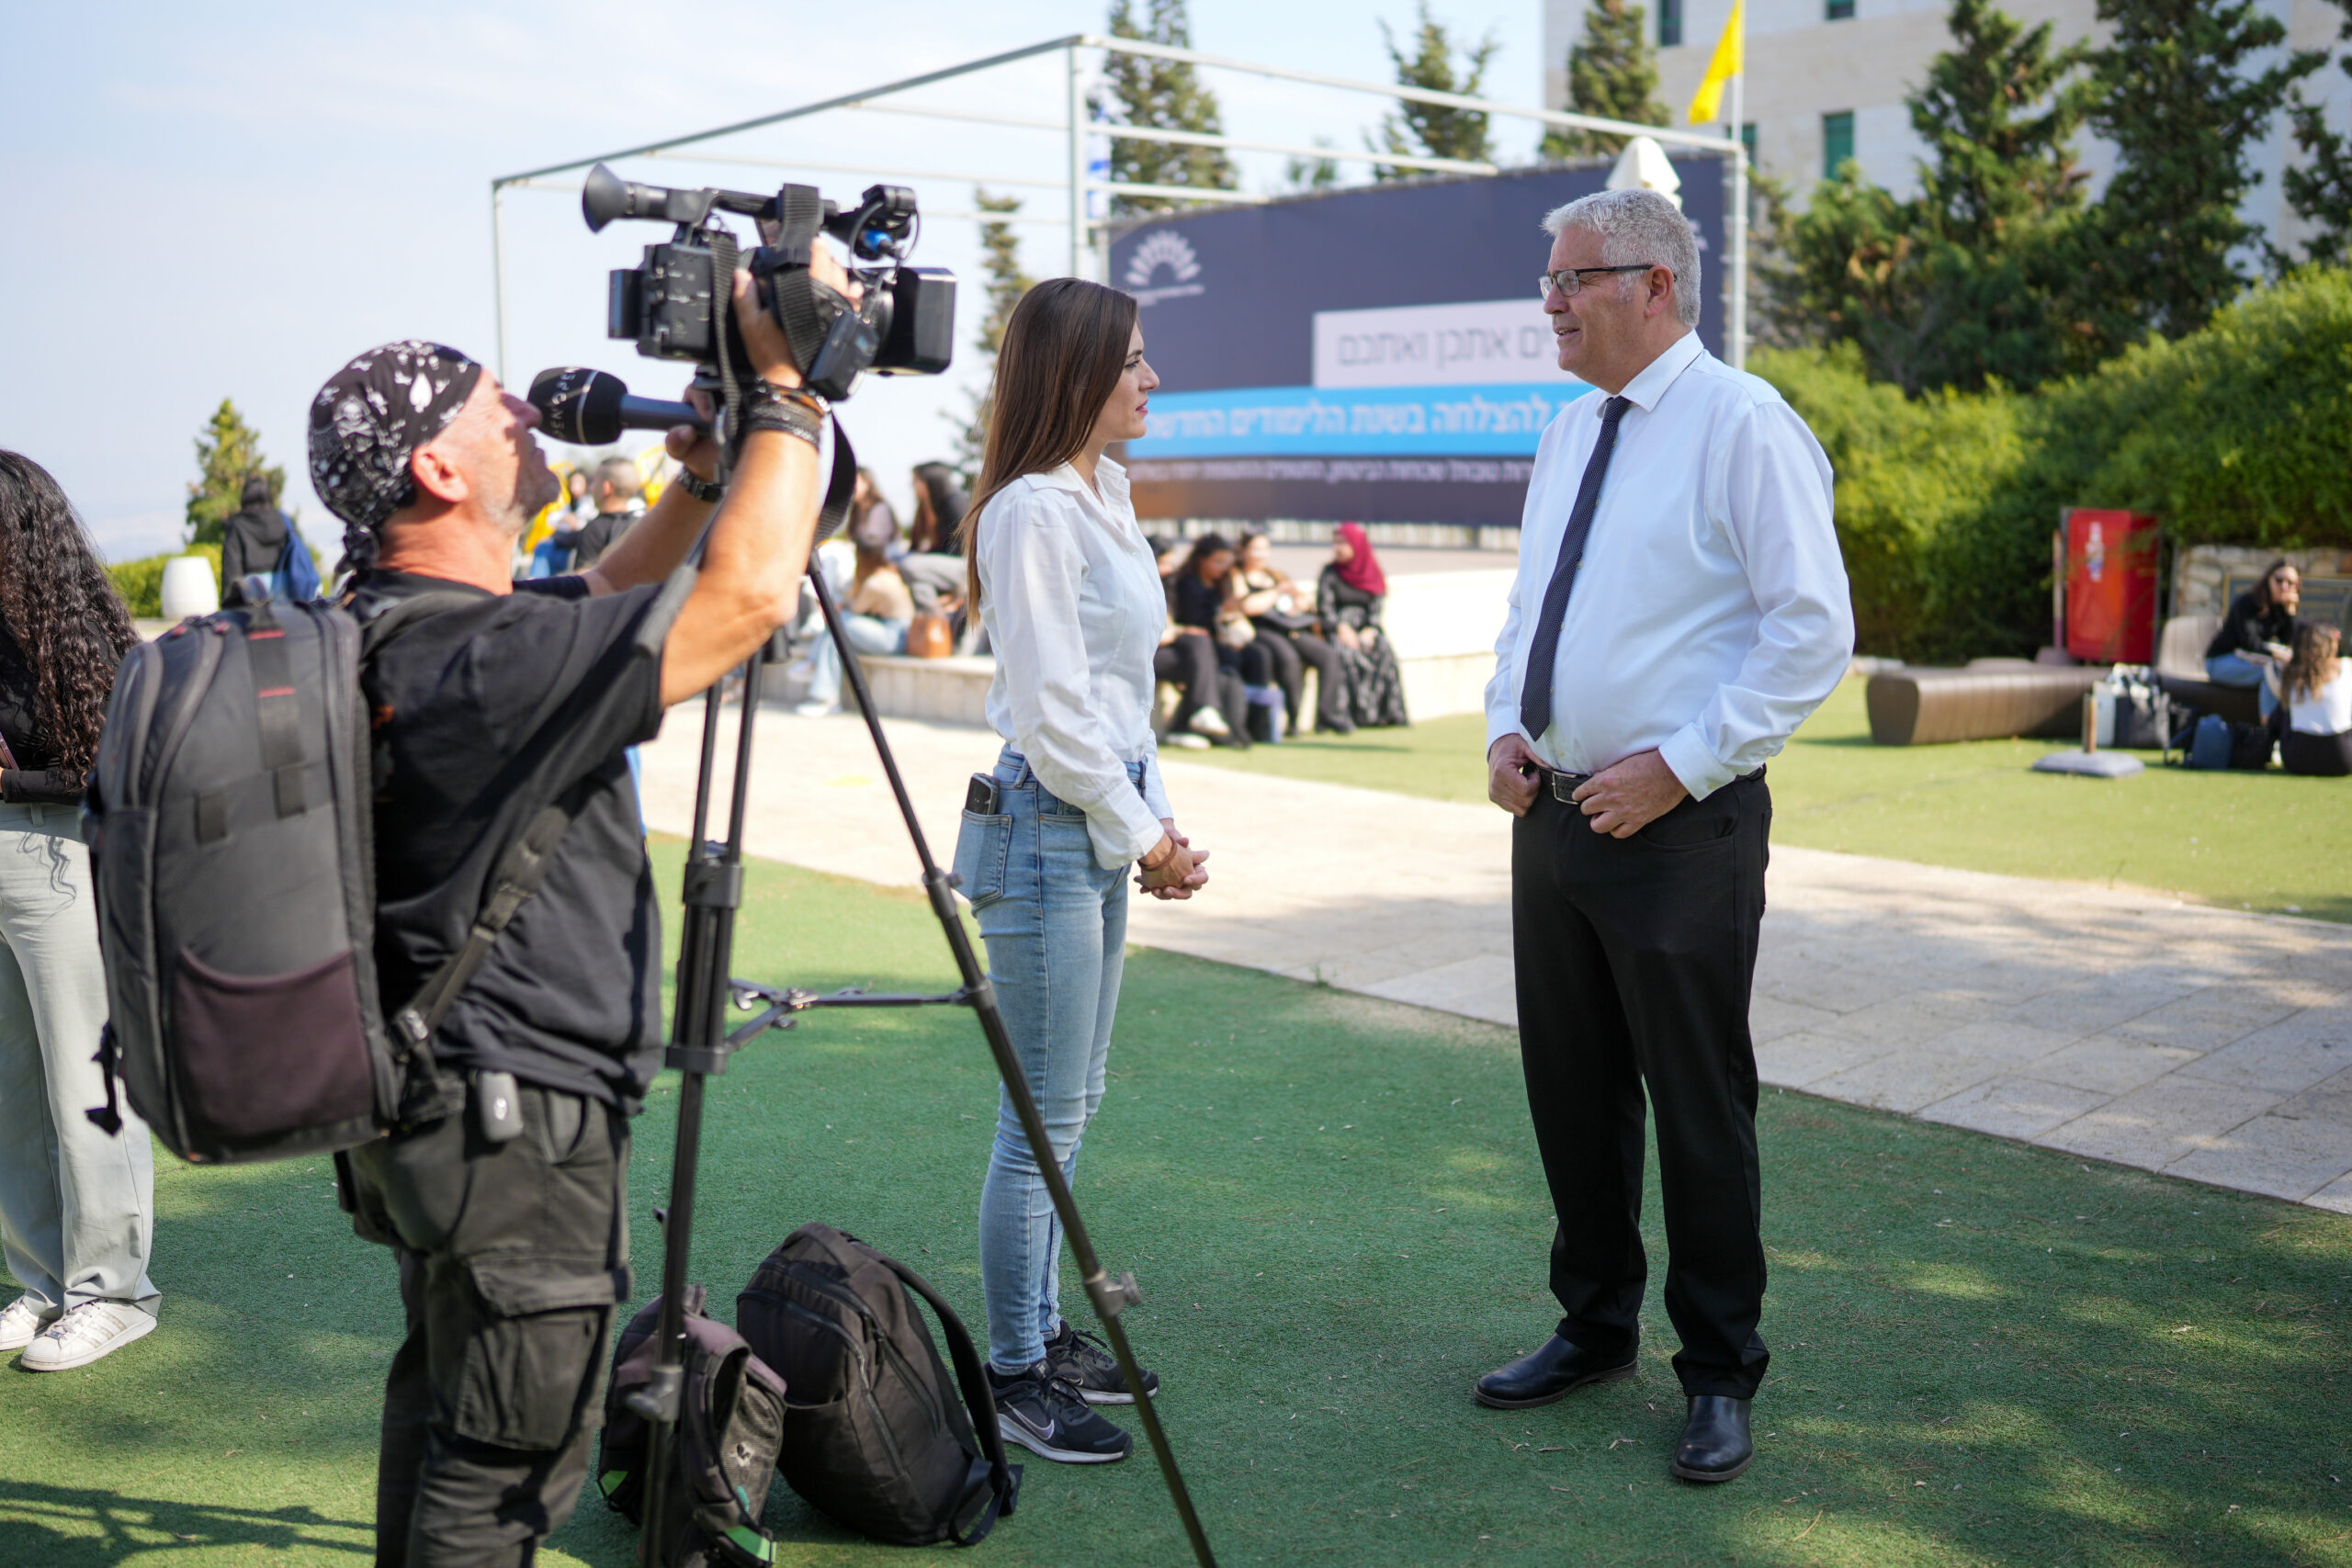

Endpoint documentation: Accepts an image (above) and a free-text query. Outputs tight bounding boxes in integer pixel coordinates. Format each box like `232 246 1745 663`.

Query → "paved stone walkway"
639 703 2352 1214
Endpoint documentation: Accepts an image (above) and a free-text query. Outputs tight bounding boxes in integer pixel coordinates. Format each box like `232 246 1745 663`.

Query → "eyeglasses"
1537 264 1667 300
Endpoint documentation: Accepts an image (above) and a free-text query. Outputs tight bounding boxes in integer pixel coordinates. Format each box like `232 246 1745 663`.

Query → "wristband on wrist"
739 379 827 448
675 469 724 503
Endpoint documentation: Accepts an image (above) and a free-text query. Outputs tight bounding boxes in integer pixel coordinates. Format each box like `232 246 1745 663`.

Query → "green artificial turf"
1177 677 2352 922
4 847 2346 1565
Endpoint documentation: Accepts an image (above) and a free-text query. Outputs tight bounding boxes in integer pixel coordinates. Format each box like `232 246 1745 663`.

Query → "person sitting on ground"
1317 523 1409 728
0 450 160 1373
2278 620 2352 777
1232 530 1351 736
899 460 975 640
797 508 915 716
1171 534 1264 746
219 474 309 595
1148 536 1248 749
2205 558 2301 718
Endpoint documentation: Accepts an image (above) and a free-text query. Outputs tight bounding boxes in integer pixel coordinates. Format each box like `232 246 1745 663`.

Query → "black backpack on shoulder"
737 1224 1020 1547
85 587 579 1163
599 1285 790 1568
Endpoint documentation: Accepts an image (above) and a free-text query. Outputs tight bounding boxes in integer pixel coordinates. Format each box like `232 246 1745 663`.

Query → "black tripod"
631 568 1218 1567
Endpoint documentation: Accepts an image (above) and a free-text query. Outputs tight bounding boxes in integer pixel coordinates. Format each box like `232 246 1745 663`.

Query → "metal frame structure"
490 32 1749 378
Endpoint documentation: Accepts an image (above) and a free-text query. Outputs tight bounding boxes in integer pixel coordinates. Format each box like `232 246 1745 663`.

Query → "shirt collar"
1028 457 1131 514
1592 328 1704 415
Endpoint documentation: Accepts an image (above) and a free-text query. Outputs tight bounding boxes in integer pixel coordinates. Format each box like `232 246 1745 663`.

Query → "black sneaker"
1042 1320 1160 1405
987 1360 1133 1464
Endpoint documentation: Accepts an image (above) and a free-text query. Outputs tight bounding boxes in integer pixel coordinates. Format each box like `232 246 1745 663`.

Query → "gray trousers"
0 804 158 1317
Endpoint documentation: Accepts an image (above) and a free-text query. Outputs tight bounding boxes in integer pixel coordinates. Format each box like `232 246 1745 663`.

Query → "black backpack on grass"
85 589 578 1164
600 1285 790 1568
737 1224 1020 1547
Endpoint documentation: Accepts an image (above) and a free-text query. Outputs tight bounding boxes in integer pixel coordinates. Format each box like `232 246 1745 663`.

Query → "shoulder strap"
354 587 590 1062
878 1255 1022 1545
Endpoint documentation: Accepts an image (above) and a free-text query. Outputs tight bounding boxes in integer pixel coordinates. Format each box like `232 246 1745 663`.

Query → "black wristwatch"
675 469 724 504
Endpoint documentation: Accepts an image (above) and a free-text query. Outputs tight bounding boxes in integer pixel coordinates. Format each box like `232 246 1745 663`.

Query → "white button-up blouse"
974 456 1174 868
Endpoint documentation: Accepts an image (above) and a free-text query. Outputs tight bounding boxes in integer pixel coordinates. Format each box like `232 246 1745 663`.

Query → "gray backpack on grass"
85 587 574 1164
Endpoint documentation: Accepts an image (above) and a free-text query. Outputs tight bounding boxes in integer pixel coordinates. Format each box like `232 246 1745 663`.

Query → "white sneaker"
1186 706 1230 738
1163 731 1211 750
21 1300 155 1371
793 699 838 718
0 1296 57 1351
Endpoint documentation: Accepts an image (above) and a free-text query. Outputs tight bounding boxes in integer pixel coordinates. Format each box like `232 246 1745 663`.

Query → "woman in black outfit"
2204 558 2301 719
1151 536 1249 747
0 451 158 1373
1232 531 1351 736
1317 523 1409 728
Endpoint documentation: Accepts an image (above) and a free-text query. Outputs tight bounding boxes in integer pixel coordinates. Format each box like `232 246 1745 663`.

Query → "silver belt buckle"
1548 770 1589 803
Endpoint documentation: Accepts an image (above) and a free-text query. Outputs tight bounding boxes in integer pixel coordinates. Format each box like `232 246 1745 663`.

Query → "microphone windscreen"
528 367 626 446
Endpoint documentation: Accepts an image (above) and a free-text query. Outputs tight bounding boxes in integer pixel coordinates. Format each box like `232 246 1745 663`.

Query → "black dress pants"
1155 636 1249 737
1510 774 1771 1399
344 1083 631 1567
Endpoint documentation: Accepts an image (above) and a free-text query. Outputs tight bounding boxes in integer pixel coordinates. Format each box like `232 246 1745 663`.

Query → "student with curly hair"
0 451 157 1371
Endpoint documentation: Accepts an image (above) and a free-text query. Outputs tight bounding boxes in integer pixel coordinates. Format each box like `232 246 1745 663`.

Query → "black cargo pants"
342 1083 631 1568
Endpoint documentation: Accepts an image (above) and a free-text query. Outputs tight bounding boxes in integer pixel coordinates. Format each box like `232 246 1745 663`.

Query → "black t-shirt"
1172 572 1227 632
354 567 685 1110
2206 589 2299 660
0 620 83 805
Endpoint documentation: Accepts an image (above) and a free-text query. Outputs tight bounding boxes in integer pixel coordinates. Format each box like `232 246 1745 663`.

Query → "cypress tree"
1101 0 1237 215
2083 0 2323 339
186 399 284 546
956 190 1035 475
1374 2 1500 176
2282 0 2352 265
1542 0 1669 160
1908 0 2092 248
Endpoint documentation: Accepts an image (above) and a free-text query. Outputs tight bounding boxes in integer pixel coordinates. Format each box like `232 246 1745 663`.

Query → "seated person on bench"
2279 621 2352 778
2205 559 2301 718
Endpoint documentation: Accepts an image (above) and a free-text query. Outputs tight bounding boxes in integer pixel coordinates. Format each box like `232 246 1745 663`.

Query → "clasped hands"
1487 734 1686 838
1136 818 1210 899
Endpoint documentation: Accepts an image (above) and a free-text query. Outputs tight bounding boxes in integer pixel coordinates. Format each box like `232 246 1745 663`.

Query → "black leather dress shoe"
1473 1335 1637 1409
1669 1395 1754 1482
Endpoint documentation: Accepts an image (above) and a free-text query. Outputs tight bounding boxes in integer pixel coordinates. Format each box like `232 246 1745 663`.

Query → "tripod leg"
808 572 1217 1567
639 657 766 1568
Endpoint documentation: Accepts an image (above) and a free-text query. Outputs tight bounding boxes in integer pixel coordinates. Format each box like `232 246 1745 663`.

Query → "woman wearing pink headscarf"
1316 523 1410 728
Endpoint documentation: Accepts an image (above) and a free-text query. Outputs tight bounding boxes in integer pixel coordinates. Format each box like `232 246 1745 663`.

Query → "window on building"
1822 111 1855 179
1826 0 1855 17
1740 122 1758 163
1659 0 1682 48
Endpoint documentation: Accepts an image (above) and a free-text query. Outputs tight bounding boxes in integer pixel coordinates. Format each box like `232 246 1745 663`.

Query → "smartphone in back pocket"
965 773 1001 815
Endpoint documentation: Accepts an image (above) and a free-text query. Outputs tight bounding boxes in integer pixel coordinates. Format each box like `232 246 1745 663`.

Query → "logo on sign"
1124 230 1204 305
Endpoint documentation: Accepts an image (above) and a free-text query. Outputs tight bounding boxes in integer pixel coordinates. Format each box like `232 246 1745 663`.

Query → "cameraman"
313 263 834 1566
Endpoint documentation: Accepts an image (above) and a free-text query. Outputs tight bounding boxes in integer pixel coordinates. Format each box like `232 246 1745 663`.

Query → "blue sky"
0 1 1547 558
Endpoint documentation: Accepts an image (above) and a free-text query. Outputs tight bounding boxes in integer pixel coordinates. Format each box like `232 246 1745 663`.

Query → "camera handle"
635 574 1217 1568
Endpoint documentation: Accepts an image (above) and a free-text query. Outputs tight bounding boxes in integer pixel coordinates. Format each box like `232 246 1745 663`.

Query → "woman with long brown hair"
0 451 159 1372
2278 620 2352 776
952 277 1209 1464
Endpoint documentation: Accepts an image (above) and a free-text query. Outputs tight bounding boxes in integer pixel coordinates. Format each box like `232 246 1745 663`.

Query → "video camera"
584 162 954 404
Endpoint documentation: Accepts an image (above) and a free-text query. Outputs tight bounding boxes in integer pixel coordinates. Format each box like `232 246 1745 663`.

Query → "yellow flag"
1686 0 1744 125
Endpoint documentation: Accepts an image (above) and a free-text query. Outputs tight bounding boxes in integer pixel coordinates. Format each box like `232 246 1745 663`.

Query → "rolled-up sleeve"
981 493 1166 867
1657 399 1854 798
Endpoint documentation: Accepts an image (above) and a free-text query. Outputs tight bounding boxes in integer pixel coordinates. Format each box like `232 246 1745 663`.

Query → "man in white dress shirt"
1473 188 1852 1484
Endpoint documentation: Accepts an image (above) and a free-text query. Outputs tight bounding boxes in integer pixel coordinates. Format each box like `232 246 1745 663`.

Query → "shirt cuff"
1090 788 1166 870
1657 725 1736 802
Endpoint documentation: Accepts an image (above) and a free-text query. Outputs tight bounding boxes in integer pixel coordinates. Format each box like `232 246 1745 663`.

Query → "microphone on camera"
527 367 708 446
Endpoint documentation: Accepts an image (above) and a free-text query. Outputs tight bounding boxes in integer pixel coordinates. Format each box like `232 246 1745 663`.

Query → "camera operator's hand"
731 247 859 391
665 386 721 482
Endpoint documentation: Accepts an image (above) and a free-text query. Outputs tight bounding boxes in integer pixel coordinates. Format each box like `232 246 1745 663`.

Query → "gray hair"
1541 188 1702 329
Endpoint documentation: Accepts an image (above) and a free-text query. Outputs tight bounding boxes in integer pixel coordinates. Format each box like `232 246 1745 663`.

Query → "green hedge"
1758 266 2352 662
106 544 221 620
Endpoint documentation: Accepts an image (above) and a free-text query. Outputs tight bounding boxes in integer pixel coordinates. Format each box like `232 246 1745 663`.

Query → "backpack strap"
355 590 590 1110
877 1255 1023 1545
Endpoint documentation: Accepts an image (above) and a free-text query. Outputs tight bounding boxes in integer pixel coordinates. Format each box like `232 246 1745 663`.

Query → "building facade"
1542 0 2352 259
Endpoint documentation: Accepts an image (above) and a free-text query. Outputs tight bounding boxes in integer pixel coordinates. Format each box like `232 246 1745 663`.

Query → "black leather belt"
1540 763 1764 804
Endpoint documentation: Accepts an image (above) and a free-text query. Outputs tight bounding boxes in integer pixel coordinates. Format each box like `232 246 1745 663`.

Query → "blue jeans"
2205 653 2279 717
806 614 908 707
954 746 1141 1372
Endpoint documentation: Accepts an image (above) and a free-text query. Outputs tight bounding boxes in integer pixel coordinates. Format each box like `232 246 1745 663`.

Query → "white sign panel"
1312 299 1568 389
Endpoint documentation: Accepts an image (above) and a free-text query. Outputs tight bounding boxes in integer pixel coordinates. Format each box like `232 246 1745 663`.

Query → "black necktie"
1518 395 1632 740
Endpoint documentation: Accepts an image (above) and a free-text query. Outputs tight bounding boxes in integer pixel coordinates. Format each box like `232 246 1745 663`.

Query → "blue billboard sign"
1107 161 1724 525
